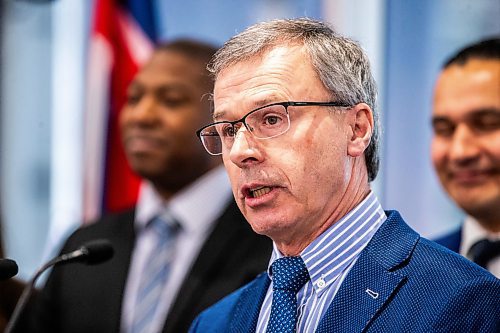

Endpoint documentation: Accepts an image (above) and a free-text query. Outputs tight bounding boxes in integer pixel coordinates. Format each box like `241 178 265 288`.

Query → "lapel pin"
365 289 379 299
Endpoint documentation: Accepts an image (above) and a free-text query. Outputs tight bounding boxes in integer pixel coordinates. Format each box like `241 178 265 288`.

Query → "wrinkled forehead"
215 45 309 84
213 46 326 120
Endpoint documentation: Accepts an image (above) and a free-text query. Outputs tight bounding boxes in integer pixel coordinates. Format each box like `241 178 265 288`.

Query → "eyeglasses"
196 101 351 155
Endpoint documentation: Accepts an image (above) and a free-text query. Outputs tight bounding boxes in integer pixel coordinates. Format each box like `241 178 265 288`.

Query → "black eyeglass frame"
196 101 352 155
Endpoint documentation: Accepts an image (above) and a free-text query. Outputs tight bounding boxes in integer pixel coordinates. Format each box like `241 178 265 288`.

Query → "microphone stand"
4 240 113 333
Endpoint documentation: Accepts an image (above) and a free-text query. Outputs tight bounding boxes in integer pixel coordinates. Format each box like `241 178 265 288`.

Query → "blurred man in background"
432 37 500 277
21 39 271 333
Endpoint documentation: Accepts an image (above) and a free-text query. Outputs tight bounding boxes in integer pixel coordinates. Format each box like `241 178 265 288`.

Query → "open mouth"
249 186 272 198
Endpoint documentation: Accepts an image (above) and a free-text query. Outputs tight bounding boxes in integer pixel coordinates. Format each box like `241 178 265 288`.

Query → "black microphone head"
79 239 114 265
0 258 19 280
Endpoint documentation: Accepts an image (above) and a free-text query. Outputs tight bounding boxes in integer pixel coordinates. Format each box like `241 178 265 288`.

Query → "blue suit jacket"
189 210 500 332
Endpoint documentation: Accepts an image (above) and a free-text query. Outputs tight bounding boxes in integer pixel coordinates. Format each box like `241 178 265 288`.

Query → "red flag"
84 0 157 222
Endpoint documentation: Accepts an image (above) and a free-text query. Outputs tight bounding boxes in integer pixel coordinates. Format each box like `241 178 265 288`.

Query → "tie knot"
468 238 500 268
271 256 310 293
149 215 180 238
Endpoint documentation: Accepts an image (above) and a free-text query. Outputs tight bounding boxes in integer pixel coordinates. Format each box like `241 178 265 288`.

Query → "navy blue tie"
266 256 310 333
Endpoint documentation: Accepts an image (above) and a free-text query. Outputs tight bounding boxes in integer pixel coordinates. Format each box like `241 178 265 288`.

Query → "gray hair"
209 18 380 181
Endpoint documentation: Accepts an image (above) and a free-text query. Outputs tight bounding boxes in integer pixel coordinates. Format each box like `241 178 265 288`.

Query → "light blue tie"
131 215 180 333
266 256 310 333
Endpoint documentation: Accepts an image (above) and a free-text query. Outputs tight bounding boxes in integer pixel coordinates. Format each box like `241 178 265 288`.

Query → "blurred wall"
1 0 52 279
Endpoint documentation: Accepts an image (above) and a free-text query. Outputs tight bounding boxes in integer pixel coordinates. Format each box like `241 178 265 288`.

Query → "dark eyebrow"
460 108 500 125
156 84 192 95
467 108 500 118
431 115 451 125
432 108 500 122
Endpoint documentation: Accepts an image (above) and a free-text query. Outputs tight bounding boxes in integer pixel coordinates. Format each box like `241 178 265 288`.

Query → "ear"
347 103 374 157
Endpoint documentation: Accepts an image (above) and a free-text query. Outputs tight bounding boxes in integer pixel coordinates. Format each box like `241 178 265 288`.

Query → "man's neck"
274 185 372 256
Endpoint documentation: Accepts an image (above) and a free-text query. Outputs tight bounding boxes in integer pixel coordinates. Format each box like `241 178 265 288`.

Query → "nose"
129 95 157 124
228 126 263 168
448 124 480 165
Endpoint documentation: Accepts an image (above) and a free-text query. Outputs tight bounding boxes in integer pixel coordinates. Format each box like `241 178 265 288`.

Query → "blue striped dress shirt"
256 192 386 332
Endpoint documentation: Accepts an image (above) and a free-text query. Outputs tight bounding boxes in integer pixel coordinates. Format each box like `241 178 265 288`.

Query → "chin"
130 164 163 180
247 215 295 239
454 193 499 217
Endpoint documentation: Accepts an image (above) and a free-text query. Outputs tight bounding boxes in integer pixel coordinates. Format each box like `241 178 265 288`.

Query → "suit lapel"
228 273 270 333
101 210 137 333
316 211 419 333
315 261 406 333
164 201 247 332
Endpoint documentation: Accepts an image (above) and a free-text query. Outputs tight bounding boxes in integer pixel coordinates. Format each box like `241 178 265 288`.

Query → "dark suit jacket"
434 226 462 253
1 223 27 331
189 211 500 333
0 279 25 332
23 200 272 333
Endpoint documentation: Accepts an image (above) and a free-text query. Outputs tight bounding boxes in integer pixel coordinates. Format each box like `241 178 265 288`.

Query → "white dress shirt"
121 166 233 333
460 216 500 278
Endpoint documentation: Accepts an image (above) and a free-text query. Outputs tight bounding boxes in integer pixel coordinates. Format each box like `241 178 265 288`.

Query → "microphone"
5 239 114 333
0 258 19 280
51 239 114 266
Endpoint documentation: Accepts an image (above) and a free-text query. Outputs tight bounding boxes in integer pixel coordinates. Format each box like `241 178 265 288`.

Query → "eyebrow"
213 110 226 122
432 108 500 124
471 108 500 115
213 96 285 122
431 116 450 124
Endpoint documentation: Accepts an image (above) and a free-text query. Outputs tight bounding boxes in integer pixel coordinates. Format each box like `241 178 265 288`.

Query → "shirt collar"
460 215 500 258
267 191 386 296
135 165 233 235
